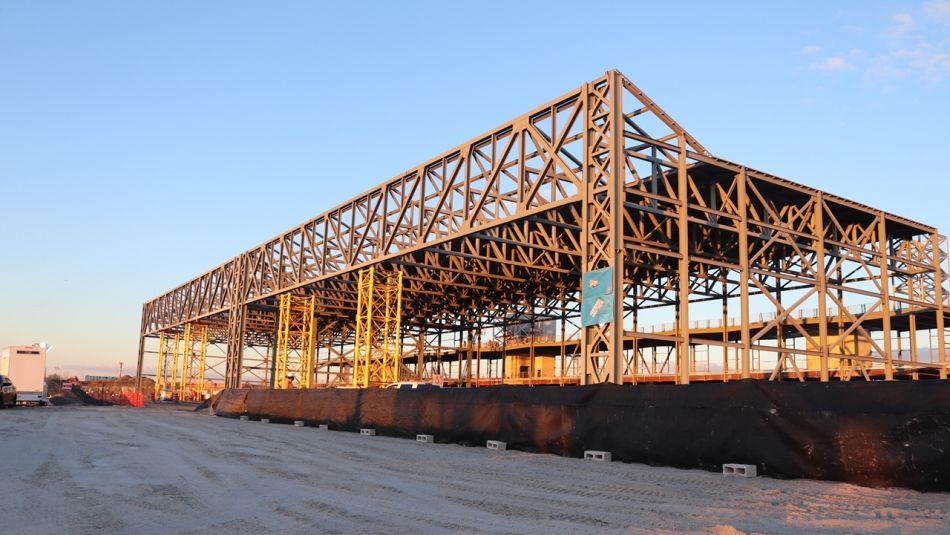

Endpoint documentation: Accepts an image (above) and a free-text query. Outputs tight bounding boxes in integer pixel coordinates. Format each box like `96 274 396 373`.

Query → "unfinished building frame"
135 71 949 391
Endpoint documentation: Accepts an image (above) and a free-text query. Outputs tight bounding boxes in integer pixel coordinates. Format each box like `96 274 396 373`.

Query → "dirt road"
4 405 949 534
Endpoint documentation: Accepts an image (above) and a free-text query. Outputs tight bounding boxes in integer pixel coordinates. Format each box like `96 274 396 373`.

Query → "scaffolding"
154 332 167 399
353 267 404 388
182 324 208 400
169 331 182 398
176 324 191 398
275 293 317 389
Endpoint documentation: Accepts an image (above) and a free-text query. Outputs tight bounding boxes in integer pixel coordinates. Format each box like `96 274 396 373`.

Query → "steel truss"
353 267 404 387
276 293 317 389
136 70 948 390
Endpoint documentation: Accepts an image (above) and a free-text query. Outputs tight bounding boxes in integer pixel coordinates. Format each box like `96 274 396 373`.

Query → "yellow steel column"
932 232 948 380
910 312 919 380
300 295 316 388
878 214 894 380
364 268 375 387
353 267 378 388
170 332 181 398
737 168 751 379
197 325 208 397
815 192 830 382
677 135 690 385
394 270 403 383
276 293 291 389
179 323 191 398
382 272 393 384
353 269 366 387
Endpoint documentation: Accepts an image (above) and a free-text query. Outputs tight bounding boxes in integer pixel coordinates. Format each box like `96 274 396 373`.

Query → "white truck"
1 345 48 405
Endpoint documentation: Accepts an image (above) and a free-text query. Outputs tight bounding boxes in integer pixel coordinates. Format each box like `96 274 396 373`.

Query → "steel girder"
136 70 947 389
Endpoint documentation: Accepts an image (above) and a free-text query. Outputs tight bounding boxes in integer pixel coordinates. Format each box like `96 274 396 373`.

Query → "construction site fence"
213 381 950 492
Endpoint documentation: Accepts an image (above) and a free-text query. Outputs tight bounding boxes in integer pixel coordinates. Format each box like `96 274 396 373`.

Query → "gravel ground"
3 404 950 534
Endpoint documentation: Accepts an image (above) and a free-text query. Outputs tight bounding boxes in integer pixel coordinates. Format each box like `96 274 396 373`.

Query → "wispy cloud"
871 1 950 82
807 1 949 83
923 0 950 19
890 12 916 37
814 57 855 71
867 43 950 81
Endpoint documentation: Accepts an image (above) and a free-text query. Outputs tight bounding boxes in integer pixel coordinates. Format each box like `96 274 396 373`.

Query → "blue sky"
1 1 948 376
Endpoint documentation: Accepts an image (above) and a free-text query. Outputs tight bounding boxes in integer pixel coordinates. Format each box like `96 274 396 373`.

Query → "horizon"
2 1 949 375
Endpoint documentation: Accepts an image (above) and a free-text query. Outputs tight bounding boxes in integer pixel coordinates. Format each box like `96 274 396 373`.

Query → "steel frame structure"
275 294 317 389
136 70 948 390
353 267 404 387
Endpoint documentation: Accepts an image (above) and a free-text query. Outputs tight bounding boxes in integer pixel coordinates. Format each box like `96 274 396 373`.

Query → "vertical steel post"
171 332 181 397
580 80 593 384
815 192 830 382
931 232 947 379
269 316 280 389
417 329 425 379
607 72 623 385
737 168 751 379
500 318 507 381
529 315 536 385
878 214 894 380
475 325 482 387
909 312 919 379
155 332 166 399
179 323 191 398
135 305 147 390
225 255 247 390
197 325 208 397
677 135 690 385
721 280 728 382
580 72 624 385
559 294 567 385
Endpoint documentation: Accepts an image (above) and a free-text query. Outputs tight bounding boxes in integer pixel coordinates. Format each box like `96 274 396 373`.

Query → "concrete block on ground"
239 415 249 421
360 428 376 436
416 434 434 443
584 450 612 462
318 424 329 431
722 463 757 477
293 420 305 427
486 440 507 451
260 418 270 424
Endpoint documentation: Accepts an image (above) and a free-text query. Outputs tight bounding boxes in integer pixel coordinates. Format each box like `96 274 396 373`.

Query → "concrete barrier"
584 450 611 462
723 463 757 478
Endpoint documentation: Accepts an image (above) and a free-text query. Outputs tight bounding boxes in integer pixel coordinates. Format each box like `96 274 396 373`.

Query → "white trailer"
1 345 48 405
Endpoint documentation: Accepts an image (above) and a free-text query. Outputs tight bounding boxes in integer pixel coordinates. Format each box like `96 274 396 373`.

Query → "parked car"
0 375 16 408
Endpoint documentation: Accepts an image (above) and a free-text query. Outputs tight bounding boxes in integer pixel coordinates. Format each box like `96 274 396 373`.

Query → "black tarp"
215 381 950 491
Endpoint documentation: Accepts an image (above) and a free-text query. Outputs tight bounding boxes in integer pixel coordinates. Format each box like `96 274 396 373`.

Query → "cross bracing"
136 70 948 390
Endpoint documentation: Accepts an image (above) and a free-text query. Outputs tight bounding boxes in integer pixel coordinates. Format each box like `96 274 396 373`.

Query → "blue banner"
581 267 614 327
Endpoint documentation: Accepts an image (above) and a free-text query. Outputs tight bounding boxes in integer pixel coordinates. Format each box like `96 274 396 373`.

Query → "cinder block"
239 415 249 421
293 420 305 427
486 440 507 451
318 424 329 431
360 428 376 436
416 434 434 443
260 418 270 424
584 450 612 462
722 463 757 478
